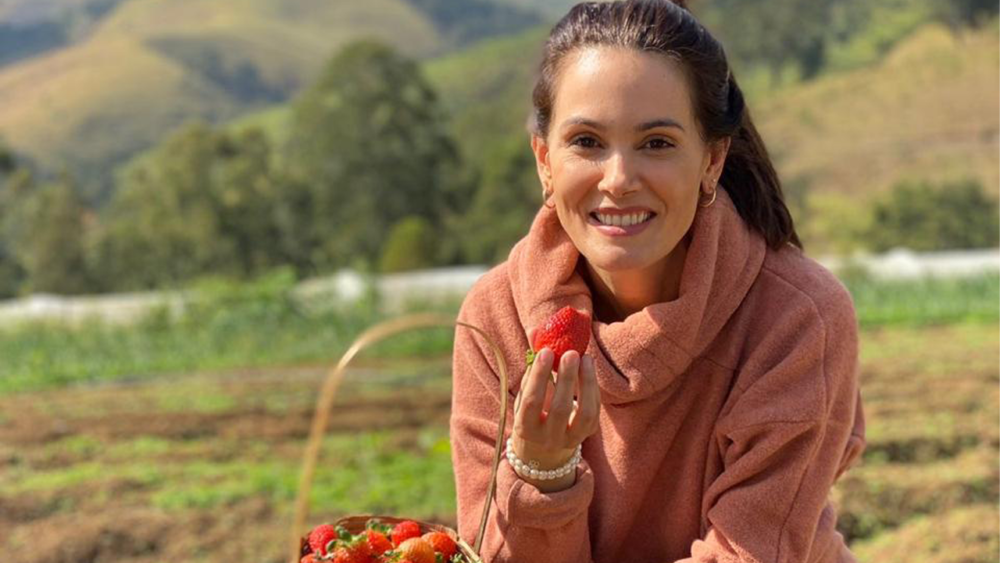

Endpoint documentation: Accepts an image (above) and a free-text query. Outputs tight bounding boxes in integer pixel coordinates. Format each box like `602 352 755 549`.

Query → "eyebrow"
560 116 686 133
637 118 685 133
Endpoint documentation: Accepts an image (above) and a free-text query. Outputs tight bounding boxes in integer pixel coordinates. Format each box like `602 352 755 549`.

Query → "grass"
852 504 999 563
6 430 456 518
845 272 999 327
0 271 994 395
0 271 460 394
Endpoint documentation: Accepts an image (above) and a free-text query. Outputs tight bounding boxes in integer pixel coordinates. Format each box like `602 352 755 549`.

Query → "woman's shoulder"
751 242 857 329
454 261 528 378
458 261 516 324
724 242 859 399
717 243 861 431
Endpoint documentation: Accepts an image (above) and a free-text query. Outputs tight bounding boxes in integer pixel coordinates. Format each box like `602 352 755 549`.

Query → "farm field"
0 320 996 562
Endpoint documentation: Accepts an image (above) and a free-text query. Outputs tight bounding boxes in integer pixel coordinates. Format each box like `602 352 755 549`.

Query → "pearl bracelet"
505 437 582 481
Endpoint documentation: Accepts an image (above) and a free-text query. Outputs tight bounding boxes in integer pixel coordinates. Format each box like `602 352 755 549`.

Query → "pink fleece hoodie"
449 187 866 563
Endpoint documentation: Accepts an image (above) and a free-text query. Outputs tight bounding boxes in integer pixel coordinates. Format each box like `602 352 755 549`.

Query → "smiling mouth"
589 211 656 227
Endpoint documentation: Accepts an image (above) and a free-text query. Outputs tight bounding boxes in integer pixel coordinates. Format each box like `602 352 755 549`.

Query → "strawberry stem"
525 348 556 383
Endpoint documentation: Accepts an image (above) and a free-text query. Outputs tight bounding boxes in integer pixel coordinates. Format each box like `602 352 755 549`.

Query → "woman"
450 1 867 561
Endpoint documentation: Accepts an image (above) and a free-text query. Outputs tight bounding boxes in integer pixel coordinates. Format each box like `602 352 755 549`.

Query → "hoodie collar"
507 187 766 404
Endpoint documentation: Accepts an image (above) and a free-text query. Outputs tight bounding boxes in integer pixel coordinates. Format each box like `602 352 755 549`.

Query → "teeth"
596 212 650 226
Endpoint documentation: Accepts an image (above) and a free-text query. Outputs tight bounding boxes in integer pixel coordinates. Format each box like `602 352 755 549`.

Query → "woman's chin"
581 248 654 272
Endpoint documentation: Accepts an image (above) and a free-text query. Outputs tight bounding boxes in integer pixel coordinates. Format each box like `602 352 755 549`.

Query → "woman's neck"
582 234 690 323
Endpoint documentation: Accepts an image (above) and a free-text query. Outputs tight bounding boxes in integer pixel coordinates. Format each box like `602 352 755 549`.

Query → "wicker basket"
288 313 511 563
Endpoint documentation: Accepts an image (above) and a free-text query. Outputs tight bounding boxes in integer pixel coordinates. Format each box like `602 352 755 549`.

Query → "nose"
597 151 639 198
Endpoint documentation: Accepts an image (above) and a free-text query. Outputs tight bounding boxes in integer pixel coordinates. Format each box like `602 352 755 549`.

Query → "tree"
16 175 92 294
95 122 288 290
379 216 437 273
285 40 463 272
699 0 834 80
865 179 999 252
0 140 14 176
458 135 540 264
936 0 999 27
0 166 33 297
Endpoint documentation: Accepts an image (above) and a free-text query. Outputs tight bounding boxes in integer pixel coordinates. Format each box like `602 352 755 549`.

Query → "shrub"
864 179 999 251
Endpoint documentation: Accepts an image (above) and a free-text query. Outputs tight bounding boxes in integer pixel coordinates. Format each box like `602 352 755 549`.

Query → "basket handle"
288 313 511 563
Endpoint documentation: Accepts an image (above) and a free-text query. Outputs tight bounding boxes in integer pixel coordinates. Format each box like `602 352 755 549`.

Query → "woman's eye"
644 138 674 150
570 135 600 149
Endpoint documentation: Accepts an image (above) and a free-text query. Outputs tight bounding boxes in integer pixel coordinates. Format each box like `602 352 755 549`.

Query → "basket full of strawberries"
288 314 505 563
300 516 475 563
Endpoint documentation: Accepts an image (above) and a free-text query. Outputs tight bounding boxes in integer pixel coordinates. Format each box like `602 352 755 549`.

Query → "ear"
530 134 552 193
704 137 731 191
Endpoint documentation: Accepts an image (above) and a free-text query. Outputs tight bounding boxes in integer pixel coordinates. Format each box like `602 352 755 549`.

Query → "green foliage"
699 0 830 80
935 0 1000 28
407 0 542 51
0 156 31 298
0 138 14 174
458 135 540 264
379 216 438 273
0 166 96 296
285 40 465 272
700 0 995 81
822 0 938 72
864 179 999 252
15 175 92 294
846 272 999 327
93 122 292 290
0 269 456 394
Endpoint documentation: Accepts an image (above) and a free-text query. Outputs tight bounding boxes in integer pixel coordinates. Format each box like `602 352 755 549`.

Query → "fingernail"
540 348 552 362
564 351 579 367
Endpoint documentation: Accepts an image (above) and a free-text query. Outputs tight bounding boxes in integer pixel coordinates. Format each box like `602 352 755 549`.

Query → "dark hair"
531 0 802 250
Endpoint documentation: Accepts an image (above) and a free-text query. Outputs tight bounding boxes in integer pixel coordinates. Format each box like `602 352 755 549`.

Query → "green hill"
756 21 999 203
0 0 543 201
234 20 999 217
437 21 999 219
231 24 549 165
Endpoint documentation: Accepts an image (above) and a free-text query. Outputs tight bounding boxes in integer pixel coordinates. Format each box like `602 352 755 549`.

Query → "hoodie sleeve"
673 279 866 563
450 276 596 563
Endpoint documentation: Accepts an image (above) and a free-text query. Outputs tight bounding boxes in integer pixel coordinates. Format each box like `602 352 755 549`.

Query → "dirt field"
0 358 458 563
1 324 997 563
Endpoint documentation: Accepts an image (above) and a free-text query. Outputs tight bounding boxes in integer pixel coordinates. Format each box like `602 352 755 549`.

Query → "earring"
699 179 718 208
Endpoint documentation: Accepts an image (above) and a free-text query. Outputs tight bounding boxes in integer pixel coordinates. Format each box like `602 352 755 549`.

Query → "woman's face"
531 46 728 274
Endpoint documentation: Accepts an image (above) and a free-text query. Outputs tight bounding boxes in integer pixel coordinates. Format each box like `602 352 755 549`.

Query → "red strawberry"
390 520 422 547
330 536 372 563
397 538 436 563
421 531 458 559
366 529 393 555
528 306 591 370
308 524 338 556
300 555 316 563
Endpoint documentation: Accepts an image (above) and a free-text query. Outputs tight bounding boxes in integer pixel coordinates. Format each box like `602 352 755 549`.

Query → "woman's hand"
510 327 601 492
